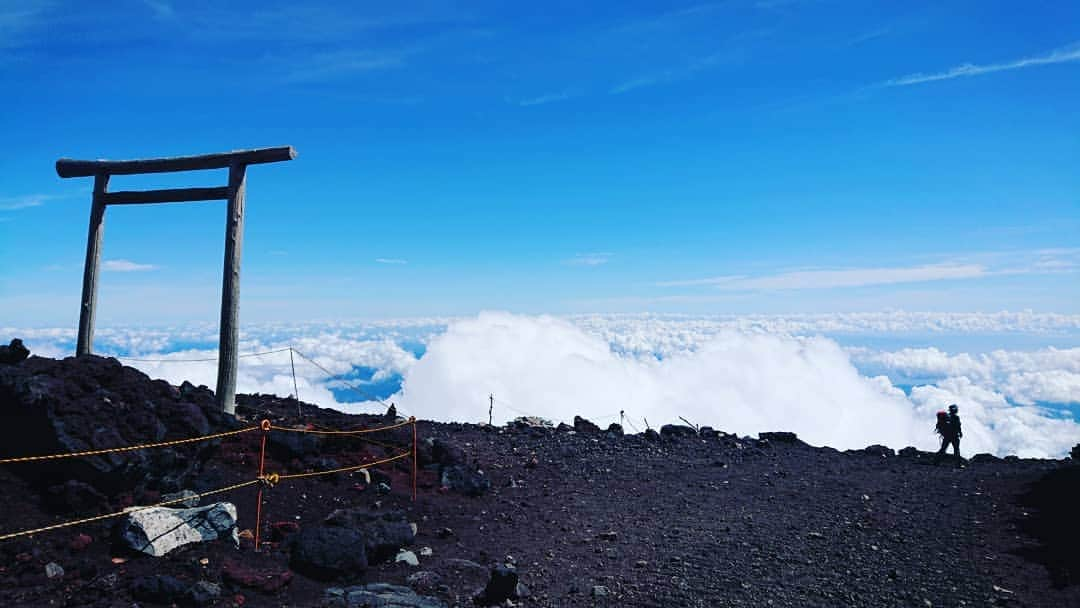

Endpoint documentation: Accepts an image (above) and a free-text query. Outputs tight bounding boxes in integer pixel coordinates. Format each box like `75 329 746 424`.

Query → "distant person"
934 404 962 464
385 402 397 421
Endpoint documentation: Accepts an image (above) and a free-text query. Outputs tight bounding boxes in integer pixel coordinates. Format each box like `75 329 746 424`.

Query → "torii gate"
55 146 297 415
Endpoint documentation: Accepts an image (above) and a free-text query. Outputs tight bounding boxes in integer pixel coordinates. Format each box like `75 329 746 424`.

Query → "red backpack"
935 411 949 435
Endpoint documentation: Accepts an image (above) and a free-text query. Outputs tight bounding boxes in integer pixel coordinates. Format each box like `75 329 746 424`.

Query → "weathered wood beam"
76 175 109 356
56 146 296 178
102 187 230 205
215 163 247 416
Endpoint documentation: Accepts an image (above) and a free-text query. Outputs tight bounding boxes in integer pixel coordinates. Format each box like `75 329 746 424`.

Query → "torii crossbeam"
55 146 297 415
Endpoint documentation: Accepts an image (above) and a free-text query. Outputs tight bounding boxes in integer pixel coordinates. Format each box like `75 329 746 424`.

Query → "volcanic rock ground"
1 356 1078 607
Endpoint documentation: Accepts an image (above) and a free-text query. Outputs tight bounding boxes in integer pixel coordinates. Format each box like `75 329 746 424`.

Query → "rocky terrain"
0 352 1077 607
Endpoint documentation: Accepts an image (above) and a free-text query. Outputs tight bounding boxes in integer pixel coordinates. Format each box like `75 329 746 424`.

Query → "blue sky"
1 0 1078 325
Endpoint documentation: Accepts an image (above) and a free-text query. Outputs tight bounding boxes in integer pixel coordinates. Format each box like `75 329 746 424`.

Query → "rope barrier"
0 479 261 542
275 451 411 481
269 418 413 435
289 348 397 411
112 348 293 363
0 410 419 545
0 427 258 465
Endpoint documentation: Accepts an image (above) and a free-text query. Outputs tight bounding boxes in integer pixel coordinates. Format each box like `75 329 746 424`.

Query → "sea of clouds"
6 311 1080 458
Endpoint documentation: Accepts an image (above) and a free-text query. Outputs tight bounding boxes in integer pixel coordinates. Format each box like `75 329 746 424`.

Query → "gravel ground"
0 373 1076 607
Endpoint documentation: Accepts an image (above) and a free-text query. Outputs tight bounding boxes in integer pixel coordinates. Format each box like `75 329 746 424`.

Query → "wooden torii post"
55 146 297 415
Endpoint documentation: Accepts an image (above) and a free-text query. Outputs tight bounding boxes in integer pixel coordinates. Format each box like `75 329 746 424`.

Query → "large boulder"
324 583 446 608
758 431 801 444
0 355 236 496
324 509 416 564
573 416 601 433
660 424 697 439
441 464 490 497
0 338 30 364
119 502 238 557
290 527 369 581
475 564 522 606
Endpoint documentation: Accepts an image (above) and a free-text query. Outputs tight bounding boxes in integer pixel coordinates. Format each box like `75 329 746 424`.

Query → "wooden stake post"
56 146 296 416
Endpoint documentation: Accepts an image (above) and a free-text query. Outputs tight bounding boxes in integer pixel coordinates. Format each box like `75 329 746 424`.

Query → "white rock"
419 546 433 556
45 562 64 579
119 502 238 557
395 550 420 566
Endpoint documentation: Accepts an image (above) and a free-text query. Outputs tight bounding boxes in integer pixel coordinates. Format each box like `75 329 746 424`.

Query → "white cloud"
660 263 986 290
7 313 1078 457
375 258 408 265
565 252 612 266
884 42 1080 87
102 259 159 272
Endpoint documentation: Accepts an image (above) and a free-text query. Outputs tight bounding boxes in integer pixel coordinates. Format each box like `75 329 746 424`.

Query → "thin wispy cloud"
884 42 1080 87
518 91 573 107
565 253 612 267
610 48 744 94
103 259 159 272
284 49 411 83
142 0 174 19
659 263 987 290
376 258 408 265
0 193 64 211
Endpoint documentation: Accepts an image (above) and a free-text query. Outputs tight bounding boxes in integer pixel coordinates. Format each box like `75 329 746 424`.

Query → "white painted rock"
395 550 420 566
119 502 238 557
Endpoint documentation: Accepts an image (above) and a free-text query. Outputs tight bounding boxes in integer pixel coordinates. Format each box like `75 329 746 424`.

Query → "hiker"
934 404 962 464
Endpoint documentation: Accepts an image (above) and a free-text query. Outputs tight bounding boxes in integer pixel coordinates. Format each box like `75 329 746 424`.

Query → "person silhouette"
934 404 962 464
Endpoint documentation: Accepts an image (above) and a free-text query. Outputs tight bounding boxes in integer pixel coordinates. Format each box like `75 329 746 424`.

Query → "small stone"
45 562 64 579
635 560 648 568
186 581 221 607
410 522 419 535
69 533 93 551
597 531 617 541
419 546 433 556
377 482 392 495
396 550 420 566
591 585 609 597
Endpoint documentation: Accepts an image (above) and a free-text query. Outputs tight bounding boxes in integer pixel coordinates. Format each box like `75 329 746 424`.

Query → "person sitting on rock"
934 404 962 464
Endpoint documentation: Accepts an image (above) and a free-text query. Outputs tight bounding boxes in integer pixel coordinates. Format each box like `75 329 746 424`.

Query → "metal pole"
76 174 109 356
289 347 301 417
489 394 494 425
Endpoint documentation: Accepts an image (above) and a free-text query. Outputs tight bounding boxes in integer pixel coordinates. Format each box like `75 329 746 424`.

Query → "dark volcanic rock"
0 338 30 364
862 444 895 458
573 416 601 433
699 426 718 438
325 583 446 608
0 355 233 496
440 464 491 497
324 508 415 564
44 479 108 513
660 424 697 439
606 423 624 436
131 574 188 604
643 428 660 441
1016 465 1080 587
289 527 369 581
268 429 322 459
758 431 800 444
476 564 518 606
222 560 294 593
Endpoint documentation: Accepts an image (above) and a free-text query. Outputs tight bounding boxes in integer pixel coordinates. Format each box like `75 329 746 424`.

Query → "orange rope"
274 451 411 481
0 479 260 542
269 418 413 435
0 427 258 465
